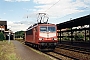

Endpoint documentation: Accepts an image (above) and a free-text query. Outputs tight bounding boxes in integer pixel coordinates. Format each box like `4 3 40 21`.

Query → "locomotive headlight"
54 38 57 40
39 38 43 40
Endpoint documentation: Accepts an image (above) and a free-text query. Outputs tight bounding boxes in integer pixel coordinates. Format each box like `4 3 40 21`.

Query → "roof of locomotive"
27 22 56 31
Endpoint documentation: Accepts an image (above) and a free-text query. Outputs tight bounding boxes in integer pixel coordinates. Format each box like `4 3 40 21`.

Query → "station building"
0 21 13 40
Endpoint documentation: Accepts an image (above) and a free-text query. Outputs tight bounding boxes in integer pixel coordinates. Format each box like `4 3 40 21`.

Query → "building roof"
57 14 90 29
0 21 7 25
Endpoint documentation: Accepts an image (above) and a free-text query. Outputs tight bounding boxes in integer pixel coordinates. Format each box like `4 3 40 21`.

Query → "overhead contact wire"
45 0 60 12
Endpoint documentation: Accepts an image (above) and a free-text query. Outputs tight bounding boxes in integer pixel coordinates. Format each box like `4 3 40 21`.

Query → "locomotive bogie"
39 42 57 48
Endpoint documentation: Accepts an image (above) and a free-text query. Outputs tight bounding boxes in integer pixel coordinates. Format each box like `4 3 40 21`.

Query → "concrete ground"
11 40 52 60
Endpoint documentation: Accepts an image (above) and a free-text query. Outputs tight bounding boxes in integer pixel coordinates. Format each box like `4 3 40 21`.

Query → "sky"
0 0 90 32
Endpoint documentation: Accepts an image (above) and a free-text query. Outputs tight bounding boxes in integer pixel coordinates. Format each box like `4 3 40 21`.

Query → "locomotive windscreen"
40 26 56 32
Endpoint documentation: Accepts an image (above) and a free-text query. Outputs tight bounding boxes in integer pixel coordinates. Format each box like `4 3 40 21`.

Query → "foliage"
74 33 84 41
86 37 89 41
0 32 5 41
63 36 69 40
15 31 25 39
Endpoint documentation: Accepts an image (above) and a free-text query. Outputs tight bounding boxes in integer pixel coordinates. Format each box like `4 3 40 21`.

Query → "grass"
0 40 20 60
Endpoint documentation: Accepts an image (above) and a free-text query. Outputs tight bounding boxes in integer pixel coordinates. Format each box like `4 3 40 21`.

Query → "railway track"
25 42 90 60
55 44 90 60
44 51 79 60
57 44 90 55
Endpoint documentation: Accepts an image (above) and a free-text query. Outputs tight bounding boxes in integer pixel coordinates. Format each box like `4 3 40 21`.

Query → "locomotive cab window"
26 29 33 35
40 26 56 32
40 26 47 32
48 27 56 32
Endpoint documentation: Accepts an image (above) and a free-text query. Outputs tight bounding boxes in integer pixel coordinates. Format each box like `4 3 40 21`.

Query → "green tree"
74 33 84 41
15 31 25 39
0 32 5 41
63 36 69 40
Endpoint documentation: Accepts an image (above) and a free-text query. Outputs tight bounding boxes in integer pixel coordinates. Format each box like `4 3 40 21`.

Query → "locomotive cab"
38 24 58 50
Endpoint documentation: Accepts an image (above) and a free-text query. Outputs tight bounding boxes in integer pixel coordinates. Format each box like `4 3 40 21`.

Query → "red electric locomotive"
25 23 58 51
